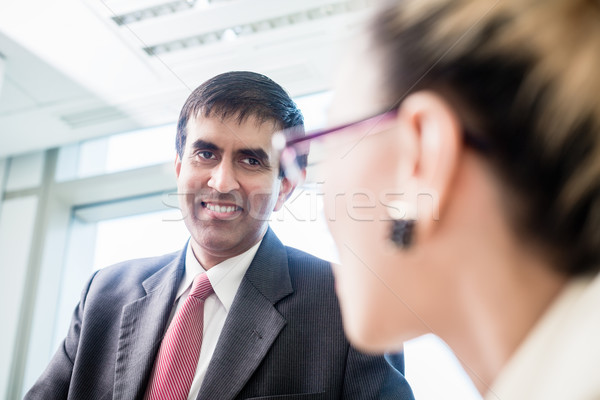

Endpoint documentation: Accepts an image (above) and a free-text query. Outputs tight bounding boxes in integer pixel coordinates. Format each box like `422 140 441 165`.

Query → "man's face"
176 113 293 267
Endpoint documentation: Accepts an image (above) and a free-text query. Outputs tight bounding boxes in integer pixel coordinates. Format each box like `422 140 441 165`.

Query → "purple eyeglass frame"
274 106 489 184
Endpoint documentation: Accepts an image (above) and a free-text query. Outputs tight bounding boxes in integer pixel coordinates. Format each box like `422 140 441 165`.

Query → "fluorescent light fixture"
143 0 372 56
110 0 241 25
112 0 197 26
222 28 237 42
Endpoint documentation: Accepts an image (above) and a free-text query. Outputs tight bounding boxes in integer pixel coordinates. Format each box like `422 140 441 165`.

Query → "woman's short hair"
371 0 600 275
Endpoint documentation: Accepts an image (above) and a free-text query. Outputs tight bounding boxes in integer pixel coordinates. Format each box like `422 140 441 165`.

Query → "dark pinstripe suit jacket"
25 228 414 400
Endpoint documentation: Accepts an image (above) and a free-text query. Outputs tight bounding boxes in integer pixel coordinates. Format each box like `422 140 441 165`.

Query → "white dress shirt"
485 272 600 400
164 240 262 400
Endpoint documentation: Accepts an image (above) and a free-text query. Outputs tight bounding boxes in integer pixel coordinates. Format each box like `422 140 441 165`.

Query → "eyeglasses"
272 109 400 185
272 106 489 186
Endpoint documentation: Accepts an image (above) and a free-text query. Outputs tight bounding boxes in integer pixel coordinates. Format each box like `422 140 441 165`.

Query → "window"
93 210 189 270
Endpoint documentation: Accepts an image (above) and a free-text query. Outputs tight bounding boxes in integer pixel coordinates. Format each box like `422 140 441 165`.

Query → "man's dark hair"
176 71 305 173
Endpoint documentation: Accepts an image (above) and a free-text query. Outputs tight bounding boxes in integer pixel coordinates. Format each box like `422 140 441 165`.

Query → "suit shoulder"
285 246 330 268
284 246 335 285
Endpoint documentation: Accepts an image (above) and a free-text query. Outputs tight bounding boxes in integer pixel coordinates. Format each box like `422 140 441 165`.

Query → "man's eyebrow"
191 139 221 152
238 148 271 163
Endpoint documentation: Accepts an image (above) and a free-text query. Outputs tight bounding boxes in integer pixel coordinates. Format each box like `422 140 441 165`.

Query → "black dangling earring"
386 200 416 249
390 219 416 249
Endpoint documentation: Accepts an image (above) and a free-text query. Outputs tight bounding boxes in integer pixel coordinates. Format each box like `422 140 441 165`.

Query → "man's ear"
175 153 182 178
273 169 306 211
396 91 462 233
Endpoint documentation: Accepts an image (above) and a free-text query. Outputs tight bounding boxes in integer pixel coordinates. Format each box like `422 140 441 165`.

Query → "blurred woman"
279 0 600 398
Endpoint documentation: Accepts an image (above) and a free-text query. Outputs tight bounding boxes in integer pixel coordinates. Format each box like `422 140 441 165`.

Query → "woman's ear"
395 91 463 234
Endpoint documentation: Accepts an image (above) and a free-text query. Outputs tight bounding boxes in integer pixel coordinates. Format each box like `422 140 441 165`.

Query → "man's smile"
200 201 244 220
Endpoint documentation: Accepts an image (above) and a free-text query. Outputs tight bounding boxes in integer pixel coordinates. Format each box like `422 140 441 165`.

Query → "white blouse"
485 272 600 400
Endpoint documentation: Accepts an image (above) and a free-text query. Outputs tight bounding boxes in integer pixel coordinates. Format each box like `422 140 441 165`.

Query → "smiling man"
175 111 290 267
25 71 414 400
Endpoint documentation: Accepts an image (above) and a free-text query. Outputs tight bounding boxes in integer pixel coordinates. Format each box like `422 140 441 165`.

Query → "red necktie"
145 273 213 400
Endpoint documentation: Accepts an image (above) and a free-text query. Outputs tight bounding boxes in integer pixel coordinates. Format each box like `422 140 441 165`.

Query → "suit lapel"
197 228 293 400
113 248 185 400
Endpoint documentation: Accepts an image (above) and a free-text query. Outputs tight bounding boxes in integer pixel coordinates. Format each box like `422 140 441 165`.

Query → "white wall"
0 54 5 95
0 195 38 398
0 152 45 399
0 158 5 196
5 152 44 191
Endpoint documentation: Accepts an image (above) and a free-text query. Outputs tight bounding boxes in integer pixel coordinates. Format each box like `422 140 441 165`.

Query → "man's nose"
207 161 240 193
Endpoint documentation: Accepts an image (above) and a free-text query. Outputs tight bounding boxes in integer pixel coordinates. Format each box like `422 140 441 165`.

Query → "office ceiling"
0 0 372 158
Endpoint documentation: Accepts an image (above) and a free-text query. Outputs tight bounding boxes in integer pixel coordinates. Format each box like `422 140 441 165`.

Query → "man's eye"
197 151 216 160
241 157 261 166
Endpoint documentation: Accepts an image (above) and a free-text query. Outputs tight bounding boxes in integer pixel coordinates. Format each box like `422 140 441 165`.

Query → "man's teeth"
206 203 238 213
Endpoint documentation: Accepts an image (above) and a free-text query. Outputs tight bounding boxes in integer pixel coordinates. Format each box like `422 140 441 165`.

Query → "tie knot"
189 273 213 300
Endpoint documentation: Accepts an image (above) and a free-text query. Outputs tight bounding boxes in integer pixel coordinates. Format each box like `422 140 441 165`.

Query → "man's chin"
193 236 248 260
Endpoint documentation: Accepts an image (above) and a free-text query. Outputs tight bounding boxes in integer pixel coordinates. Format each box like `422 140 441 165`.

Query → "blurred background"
0 0 481 398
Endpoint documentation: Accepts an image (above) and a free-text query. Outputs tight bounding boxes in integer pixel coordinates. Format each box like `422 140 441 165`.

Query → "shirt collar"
180 239 262 311
485 272 600 400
